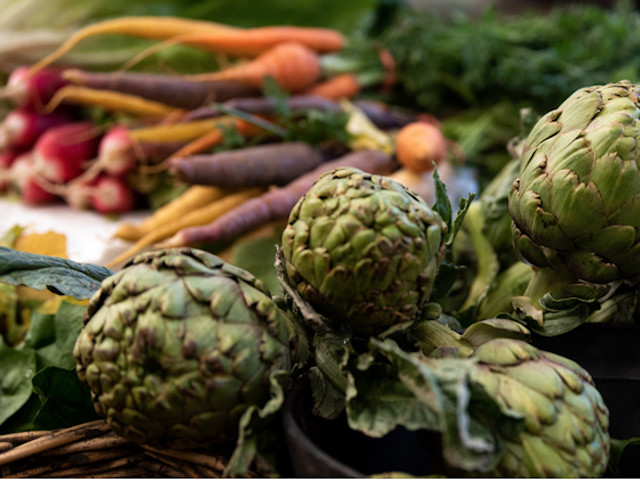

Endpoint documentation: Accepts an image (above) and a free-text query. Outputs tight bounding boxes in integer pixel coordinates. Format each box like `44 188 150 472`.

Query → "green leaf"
34 301 86 370
0 247 112 299
21 311 55 351
231 235 283 296
432 168 452 229
608 437 640 477
0 336 37 425
347 338 524 474
31 366 99 430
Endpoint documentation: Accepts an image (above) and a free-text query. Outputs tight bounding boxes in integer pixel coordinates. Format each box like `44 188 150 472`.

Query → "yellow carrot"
113 185 227 241
30 16 239 73
106 188 262 268
42 85 180 117
128 117 238 143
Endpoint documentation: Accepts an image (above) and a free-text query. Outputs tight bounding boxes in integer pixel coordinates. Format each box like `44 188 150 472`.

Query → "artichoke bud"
73 247 298 448
471 338 610 477
509 80 640 284
281 167 447 336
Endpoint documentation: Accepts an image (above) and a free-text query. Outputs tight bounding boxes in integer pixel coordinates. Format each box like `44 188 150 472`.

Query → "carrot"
113 185 227 241
29 16 240 73
186 42 321 92
41 85 180 117
62 69 261 110
168 141 324 187
158 149 396 248
394 121 447 174
167 117 266 159
353 100 416 130
118 26 345 68
106 188 262 268
128 117 238 143
304 73 362 101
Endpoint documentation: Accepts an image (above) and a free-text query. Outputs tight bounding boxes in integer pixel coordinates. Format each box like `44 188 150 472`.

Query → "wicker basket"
0 419 247 478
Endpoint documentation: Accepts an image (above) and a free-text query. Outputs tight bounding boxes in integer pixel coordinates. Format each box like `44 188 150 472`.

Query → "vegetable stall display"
0 0 639 477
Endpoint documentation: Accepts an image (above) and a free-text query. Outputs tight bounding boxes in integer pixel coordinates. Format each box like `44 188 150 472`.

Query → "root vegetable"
62 69 261 110
395 121 447 173
159 149 396 248
168 141 324 187
0 109 70 150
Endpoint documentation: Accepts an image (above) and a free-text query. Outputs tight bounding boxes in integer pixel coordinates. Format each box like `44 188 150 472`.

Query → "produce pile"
0 0 639 477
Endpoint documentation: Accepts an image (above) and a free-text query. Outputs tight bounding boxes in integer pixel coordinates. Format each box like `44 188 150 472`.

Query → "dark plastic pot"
532 323 640 477
281 378 442 477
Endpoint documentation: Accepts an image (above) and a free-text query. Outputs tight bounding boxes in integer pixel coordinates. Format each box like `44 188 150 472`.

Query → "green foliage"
0 300 97 433
0 247 113 300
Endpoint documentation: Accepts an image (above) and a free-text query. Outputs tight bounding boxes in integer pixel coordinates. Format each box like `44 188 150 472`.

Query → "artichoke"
73 248 299 449
470 338 610 477
366 320 610 477
509 80 640 284
281 166 447 336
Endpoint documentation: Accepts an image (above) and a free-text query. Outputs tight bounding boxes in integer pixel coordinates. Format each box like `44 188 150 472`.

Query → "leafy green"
0 300 95 433
0 247 113 299
32 367 99 430
0 337 37 425
382 0 640 114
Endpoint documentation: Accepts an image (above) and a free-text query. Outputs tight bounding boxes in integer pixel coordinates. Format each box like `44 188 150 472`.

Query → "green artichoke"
281 167 447 336
470 338 610 477
73 248 298 449
509 80 640 284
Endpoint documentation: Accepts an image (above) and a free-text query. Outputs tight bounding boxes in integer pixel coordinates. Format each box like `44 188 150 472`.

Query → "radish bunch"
0 67 138 214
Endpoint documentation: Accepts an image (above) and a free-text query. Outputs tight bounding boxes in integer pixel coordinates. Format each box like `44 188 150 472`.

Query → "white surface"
0 197 149 266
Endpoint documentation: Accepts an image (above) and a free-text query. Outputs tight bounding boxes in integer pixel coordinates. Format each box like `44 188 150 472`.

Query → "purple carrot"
167 141 324 187
160 149 396 248
62 69 261 110
353 100 417 129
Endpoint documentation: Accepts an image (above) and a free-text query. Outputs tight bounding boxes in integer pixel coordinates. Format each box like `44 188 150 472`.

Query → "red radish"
0 109 70 150
9 154 58 204
0 149 25 191
32 121 101 184
89 175 136 214
96 125 137 176
3 66 69 109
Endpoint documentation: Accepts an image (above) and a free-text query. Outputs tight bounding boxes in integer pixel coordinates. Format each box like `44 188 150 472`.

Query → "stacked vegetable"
0 1 640 477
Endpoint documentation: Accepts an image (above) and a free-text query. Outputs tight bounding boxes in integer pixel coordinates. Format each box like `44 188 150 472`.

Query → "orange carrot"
29 16 239 73
186 42 321 92
41 85 180 117
157 149 396 248
304 73 362 101
169 117 265 159
120 26 345 68
394 121 447 174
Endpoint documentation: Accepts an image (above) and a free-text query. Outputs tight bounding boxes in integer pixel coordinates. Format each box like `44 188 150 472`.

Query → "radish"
95 125 137 176
9 153 58 204
31 121 101 184
3 66 69 109
0 149 25 191
89 175 136 214
0 109 70 150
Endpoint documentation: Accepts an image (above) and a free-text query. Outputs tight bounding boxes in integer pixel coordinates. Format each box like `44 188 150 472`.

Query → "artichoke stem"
522 264 579 309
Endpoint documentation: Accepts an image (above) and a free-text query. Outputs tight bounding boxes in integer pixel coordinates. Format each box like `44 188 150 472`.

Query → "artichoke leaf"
346 338 524 474
225 369 291 477
0 247 113 300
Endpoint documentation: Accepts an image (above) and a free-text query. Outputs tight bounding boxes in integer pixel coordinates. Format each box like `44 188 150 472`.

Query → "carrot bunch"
0 13 458 270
